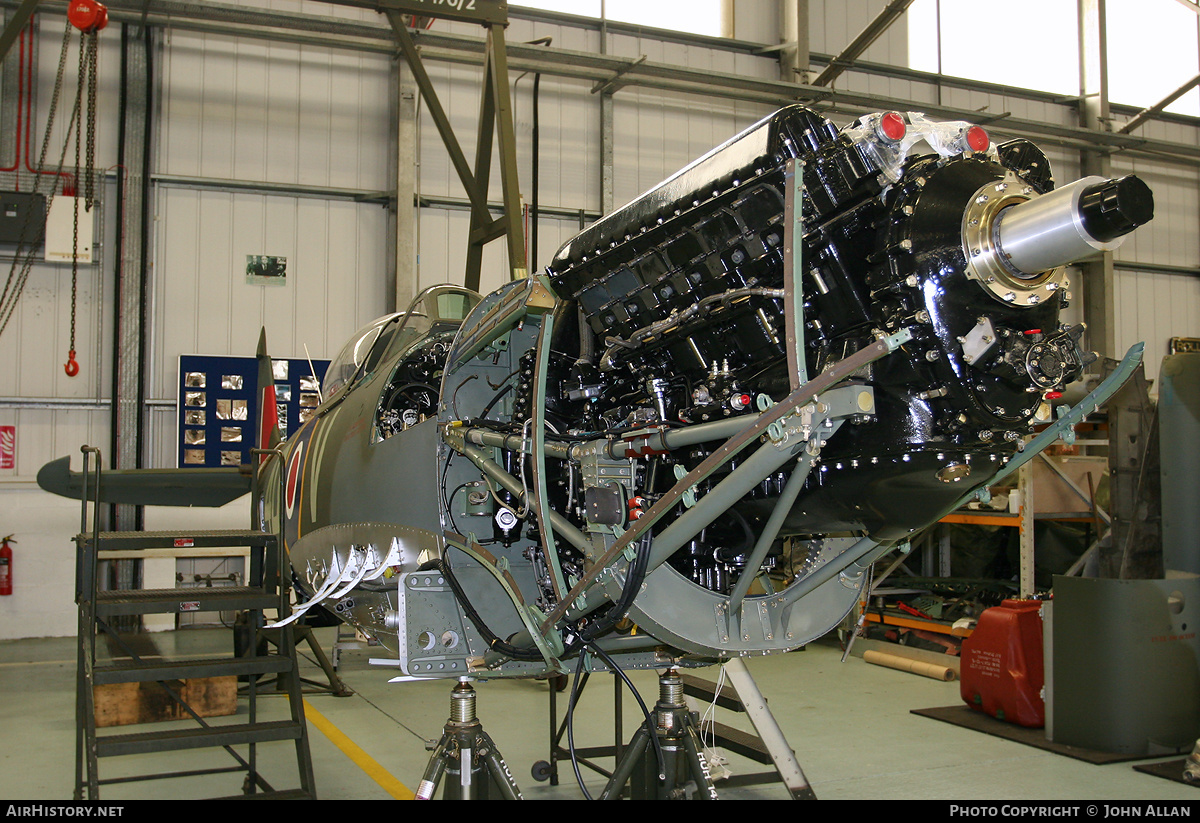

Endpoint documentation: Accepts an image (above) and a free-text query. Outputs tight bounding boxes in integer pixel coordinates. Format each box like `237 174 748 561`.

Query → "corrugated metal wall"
1111 143 1200 373
412 17 604 295
154 26 394 365
1 1 1199 637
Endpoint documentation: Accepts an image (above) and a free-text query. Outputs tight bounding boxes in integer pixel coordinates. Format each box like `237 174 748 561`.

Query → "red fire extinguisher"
0 535 13 596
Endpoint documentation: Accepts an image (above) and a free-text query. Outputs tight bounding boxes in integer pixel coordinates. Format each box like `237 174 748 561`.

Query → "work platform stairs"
73 447 315 800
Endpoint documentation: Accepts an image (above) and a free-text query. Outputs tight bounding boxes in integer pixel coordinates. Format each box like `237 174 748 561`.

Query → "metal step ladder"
73 447 315 800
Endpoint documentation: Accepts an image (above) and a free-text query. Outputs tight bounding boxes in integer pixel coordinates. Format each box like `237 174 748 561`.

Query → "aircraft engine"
302 105 1153 677
542 107 1150 548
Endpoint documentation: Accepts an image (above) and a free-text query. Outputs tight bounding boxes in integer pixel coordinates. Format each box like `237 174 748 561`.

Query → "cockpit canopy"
324 314 400 399
322 285 481 399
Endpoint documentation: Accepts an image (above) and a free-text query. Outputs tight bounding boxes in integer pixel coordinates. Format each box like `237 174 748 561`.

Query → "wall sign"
0 425 14 470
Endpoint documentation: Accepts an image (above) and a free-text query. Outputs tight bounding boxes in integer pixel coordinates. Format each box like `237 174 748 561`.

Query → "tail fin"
256 327 282 462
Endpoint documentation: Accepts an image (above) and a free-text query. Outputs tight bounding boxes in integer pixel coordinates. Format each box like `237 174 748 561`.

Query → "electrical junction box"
0 191 46 245
44 194 93 263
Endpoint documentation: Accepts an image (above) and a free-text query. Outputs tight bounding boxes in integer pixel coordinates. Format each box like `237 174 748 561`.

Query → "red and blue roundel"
284 440 304 520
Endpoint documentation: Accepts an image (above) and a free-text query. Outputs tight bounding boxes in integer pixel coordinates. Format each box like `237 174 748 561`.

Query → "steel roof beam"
22 0 1200 167
811 0 915 88
1118 72 1200 134
0 0 39 63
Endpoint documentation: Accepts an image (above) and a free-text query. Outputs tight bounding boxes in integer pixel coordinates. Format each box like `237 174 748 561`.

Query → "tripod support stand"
415 678 523 800
599 668 720 800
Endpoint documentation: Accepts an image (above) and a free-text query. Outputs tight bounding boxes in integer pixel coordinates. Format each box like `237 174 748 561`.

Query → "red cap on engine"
877 111 906 143
966 125 990 152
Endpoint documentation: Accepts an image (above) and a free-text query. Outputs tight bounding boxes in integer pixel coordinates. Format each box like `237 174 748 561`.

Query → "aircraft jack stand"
415 678 523 800
598 668 720 800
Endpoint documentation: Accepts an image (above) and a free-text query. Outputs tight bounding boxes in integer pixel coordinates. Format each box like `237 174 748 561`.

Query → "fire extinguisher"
0 535 13 596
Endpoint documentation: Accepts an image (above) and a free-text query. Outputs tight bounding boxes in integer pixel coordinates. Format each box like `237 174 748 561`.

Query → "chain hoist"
64 0 107 377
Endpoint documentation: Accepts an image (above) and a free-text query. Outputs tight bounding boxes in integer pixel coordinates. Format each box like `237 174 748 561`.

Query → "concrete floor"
1 627 1197 802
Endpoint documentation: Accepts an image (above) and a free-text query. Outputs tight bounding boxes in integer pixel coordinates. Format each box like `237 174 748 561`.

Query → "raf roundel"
284 441 304 520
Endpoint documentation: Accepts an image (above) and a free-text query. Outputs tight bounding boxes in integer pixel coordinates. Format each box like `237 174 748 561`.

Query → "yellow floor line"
303 698 415 800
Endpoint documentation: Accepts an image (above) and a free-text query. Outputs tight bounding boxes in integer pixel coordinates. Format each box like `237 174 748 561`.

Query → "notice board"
177 355 328 469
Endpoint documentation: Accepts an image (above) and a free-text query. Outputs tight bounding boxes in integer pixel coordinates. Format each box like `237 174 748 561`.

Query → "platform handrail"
249 447 286 611
77 446 102 605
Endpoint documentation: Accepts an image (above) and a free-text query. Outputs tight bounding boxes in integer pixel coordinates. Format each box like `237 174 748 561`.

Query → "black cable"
566 647 593 800
439 450 464 536
578 532 652 642
586 640 668 785
478 383 512 421
717 507 755 561
435 552 543 661
351 686 434 747
561 532 662 797
450 373 478 419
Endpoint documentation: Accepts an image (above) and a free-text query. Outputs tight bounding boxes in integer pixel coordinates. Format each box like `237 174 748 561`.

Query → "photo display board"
177 354 329 468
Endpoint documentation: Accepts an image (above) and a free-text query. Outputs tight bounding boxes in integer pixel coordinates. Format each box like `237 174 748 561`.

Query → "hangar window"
909 0 1200 117
1106 0 1200 117
907 0 1078 96
511 0 724 37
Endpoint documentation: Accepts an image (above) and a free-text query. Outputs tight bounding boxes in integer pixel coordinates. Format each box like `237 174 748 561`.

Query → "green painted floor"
1 628 1196 801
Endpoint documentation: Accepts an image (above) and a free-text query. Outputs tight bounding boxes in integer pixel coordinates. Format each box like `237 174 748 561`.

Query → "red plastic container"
960 599 1045 728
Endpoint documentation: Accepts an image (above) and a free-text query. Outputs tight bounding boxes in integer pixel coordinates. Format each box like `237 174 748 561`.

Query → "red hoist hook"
65 350 79 377
67 0 108 32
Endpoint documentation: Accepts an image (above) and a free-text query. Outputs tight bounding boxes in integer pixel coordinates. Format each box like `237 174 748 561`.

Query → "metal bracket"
944 342 1144 514
1055 403 1076 445
396 570 475 678
673 463 699 508
590 54 647 94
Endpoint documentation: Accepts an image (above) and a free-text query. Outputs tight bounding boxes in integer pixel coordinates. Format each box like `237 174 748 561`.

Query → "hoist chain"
71 33 83 358
85 30 98 208
68 29 98 368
